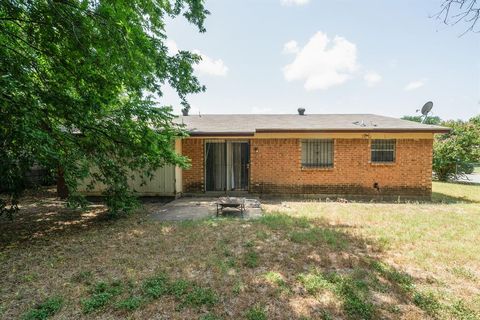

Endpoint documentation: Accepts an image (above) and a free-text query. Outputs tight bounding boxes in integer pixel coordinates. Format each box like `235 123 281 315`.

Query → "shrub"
433 118 480 181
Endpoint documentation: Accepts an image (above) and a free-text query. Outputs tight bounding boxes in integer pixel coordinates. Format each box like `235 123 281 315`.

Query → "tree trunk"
57 167 69 199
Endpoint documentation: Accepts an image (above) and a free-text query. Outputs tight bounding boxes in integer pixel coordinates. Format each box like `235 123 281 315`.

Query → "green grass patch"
181 286 218 308
232 281 245 295
339 280 374 320
245 305 268 320
22 296 63 320
297 270 332 295
169 279 192 298
413 291 441 317
258 213 310 230
289 227 347 249
432 181 480 203
142 273 217 310
323 271 374 320
450 266 477 281
81 280 124 314
369 260 414 293
177 219 204 229
450 300 479 320
79 273 219 314
264 271 285 286
255 230 269 240
319 310 334 320
243 250 259 268
115 296 143 311
264 271 289 294
213 256 237 274
142 273 170 299
243 240 255 248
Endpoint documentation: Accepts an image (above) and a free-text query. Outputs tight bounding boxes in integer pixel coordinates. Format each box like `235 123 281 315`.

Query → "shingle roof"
177 114 449 136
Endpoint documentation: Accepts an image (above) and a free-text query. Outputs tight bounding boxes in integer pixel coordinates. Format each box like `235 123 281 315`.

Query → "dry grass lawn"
0 182 479 319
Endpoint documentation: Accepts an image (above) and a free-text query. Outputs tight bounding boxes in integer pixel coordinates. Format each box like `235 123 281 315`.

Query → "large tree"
401 115 442 125
433 116 480 181
402 114 480 181
0 0 208 217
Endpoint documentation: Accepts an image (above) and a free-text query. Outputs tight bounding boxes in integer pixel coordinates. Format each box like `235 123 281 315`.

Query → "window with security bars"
301 139 334 168
371 139 396 163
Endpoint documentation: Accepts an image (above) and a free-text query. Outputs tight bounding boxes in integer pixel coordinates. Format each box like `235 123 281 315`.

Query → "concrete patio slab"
147 197 262 221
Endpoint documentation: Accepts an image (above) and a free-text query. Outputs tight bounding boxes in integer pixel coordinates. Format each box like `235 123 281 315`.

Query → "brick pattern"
182 138 433 197
182 139 204 192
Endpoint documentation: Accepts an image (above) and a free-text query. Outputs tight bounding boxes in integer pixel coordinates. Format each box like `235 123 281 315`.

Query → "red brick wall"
250 138 433 196
182 139 204 192
182 138 433 197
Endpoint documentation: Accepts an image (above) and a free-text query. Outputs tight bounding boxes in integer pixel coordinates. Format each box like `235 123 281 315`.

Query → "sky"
160 0 480 120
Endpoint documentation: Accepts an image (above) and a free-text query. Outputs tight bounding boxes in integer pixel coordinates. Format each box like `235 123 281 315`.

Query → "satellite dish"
417 101 433 123
421 101 433 116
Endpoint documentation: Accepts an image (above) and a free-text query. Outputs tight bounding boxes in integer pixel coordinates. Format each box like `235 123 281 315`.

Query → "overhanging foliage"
0 0 209 217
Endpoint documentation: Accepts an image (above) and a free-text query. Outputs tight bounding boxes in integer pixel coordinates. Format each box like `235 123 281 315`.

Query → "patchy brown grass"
0 182 479 319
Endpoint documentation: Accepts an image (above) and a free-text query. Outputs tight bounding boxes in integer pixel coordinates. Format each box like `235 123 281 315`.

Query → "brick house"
78 112 449 199
178 113 449 199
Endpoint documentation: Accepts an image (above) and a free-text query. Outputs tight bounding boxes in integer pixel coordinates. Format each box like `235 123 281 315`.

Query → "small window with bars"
371 139 396 163
301 139 334 168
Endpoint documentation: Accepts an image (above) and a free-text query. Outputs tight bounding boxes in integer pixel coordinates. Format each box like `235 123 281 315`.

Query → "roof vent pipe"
297 108 305 115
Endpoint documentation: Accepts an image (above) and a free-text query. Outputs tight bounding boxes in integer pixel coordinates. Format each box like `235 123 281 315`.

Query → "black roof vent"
297 108 305 115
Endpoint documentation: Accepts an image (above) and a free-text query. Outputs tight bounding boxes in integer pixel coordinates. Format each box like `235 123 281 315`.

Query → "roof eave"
188 131 255 137
254 128 451 134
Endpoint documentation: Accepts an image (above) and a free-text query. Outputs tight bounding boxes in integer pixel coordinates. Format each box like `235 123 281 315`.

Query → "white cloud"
193 50 228 76
404 79 426 91
283 40 299 54
283 31 358 90
364 72 382 87
281 0 310 6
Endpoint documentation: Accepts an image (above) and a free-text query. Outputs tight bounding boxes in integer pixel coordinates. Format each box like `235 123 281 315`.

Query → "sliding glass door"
205 141 249 192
